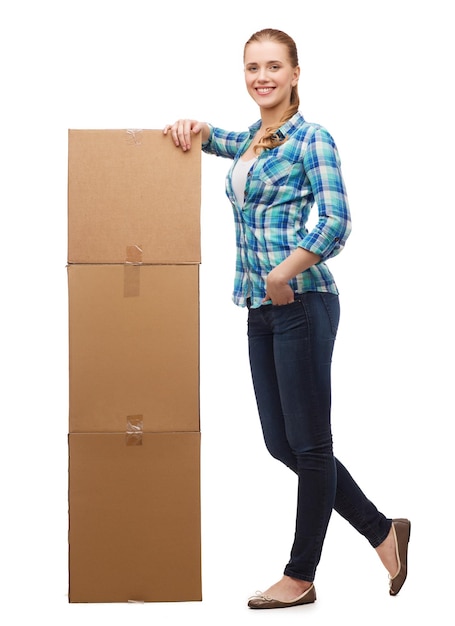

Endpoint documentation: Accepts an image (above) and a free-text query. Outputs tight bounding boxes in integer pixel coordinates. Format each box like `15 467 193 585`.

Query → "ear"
292 65 300 87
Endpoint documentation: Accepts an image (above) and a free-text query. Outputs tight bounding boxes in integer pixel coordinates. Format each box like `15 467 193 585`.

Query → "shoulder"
272 115 328 163
289 114 335 145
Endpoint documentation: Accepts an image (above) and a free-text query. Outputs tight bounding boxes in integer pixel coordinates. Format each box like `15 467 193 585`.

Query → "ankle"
375 525 398 577
282 576 312 593
264 576 312 603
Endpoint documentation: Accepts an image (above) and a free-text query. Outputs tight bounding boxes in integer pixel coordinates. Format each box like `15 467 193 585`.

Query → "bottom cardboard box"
68 432 201 603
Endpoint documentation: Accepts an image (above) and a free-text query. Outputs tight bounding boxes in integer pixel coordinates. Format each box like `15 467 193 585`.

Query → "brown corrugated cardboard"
68 263 200 433
68 432 202 603
68 128 202 604
68 129 201 264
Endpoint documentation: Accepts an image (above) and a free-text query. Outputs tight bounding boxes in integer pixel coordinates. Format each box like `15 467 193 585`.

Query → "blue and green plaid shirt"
202 112 351 308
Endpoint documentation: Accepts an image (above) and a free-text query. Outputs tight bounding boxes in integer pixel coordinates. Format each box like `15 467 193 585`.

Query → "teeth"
257 88 273 94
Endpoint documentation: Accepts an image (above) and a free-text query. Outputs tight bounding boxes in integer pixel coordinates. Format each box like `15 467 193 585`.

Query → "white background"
1 1 453 623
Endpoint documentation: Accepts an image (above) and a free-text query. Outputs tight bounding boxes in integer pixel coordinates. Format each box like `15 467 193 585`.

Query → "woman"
164 28 410 610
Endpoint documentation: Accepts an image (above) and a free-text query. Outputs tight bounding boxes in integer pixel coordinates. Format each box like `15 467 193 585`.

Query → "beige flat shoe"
248 583 316 609
389 518 411 596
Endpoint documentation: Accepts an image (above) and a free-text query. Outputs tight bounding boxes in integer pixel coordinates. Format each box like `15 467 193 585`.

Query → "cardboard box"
68 263 200 433
68 129 202 604
68 432 202 603
68 129 201 264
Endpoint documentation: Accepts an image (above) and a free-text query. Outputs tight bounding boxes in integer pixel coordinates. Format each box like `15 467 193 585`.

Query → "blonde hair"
244 28 300 153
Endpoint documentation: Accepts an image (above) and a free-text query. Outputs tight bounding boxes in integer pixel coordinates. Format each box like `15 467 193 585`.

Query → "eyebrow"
245 59 284 66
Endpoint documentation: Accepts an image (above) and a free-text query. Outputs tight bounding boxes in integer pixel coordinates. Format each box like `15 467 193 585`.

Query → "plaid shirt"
202 112 351 308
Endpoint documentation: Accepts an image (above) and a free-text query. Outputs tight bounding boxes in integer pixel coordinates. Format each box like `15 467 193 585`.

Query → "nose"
257 67 268 82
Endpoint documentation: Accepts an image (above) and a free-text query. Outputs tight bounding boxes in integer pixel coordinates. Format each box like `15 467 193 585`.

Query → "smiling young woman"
164 27 410 610
243 40 300 117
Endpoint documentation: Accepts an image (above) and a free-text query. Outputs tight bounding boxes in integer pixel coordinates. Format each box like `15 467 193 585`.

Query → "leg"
334 459 391 547
247 293 406 601
246 306 296 470
334 459 403 585
248 300 314 604
248 293 339 584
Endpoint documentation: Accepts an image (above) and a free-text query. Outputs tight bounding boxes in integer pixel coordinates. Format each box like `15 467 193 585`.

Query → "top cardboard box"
68 129 201 264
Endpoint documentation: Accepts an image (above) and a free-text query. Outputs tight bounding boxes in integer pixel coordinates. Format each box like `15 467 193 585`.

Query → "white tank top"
232 157 256 207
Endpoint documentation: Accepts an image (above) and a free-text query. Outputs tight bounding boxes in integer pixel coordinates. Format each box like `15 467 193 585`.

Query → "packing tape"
126 414 143 446
125 128 143 145
126 244 143 264
124 245 143 297
123 265 140 297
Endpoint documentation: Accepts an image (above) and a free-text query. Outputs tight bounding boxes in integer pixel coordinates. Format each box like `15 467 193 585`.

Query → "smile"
256 87 274 95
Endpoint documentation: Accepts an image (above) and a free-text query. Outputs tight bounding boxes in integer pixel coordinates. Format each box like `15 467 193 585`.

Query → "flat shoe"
389 518 411 596
248 583 316 609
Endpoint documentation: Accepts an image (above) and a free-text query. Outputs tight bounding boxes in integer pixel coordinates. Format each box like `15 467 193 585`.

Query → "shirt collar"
248 111 305 140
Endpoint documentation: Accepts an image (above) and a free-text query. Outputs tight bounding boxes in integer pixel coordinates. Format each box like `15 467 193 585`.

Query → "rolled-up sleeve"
202 125 250 159
298 128 352 262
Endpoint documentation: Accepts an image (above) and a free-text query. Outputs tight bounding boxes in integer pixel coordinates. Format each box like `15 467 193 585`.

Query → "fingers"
163 119 199 151
263 283 295 305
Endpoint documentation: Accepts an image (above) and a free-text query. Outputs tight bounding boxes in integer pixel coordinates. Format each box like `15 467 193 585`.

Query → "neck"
259 103 291 130
260 113 281 130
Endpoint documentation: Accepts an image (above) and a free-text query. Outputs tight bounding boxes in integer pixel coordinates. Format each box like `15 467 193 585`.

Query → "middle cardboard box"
68 263 199 434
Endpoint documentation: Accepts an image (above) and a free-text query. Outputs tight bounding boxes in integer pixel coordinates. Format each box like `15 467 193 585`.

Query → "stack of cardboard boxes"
67 129 202 603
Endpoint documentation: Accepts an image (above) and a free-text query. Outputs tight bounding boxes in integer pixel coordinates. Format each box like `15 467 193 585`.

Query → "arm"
164 120 251 159
265 127 350 305
298 127 352 261
265 248 321 305
163 119 210 151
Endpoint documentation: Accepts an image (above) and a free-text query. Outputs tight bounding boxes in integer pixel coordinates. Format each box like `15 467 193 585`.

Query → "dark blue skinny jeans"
247 292 391 582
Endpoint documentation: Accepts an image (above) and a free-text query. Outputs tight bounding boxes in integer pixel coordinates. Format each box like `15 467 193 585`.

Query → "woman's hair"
244 28 300 153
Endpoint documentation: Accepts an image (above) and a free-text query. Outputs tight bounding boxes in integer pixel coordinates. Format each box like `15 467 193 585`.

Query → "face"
244 40 300 115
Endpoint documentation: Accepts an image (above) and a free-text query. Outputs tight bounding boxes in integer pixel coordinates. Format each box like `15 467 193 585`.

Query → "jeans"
247 292 391 582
